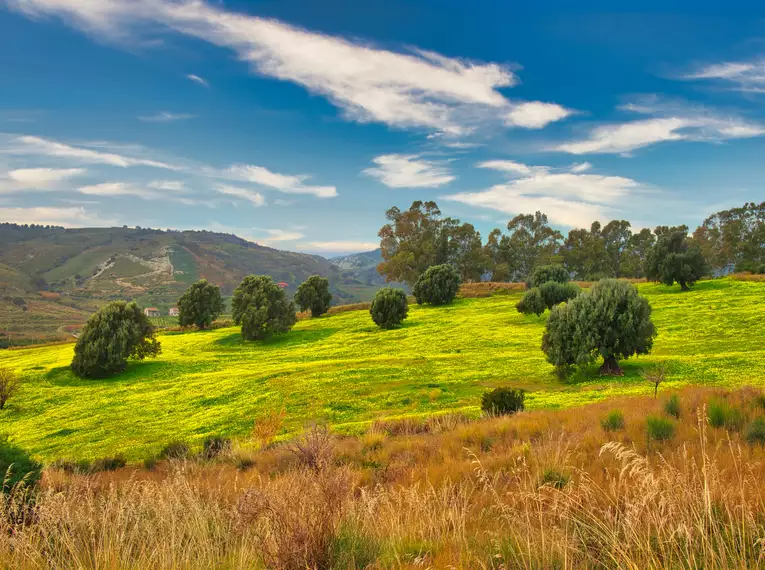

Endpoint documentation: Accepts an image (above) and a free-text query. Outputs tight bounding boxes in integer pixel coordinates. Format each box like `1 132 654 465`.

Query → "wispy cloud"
78 181 161 199
364 154 455 188
298 240 378 253
0 167 87 193
138 111 195 122
570 162 592 173
0 206 117 227
249 228 305 247
214 183 265 206
444 159 646 227
1 134 177 169
5 0 572 137
222 164 337 198
679 60 765 93
186 73 209 87
147 180 186 191
555 97 765 155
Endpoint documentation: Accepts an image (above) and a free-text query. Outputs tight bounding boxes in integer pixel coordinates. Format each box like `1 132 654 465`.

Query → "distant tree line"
377 200 765 286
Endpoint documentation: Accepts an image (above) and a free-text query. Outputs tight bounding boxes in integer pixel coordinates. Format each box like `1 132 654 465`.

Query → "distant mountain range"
0 224 385 344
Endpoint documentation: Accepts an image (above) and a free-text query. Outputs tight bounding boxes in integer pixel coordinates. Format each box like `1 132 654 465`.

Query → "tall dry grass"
1 386 764 569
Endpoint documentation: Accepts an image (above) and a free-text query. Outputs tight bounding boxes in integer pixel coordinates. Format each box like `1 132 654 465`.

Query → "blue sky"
1 1 765 256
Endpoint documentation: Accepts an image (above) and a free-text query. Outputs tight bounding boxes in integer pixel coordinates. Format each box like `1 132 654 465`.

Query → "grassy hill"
0 278 762 462
0 224 381 344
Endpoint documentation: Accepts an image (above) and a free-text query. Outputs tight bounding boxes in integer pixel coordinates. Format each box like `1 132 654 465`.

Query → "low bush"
664 393 681 419
527 264 569 288
745 417 765 446
412 264 461 306
202 436 232 459
142 457 157 471
601 409 625 432
92 455 126 472
707 399 746 431
540 468 571 489
516 288 546 316
0 438 42 493
160 441 190 460
646 415 675 441
481 387 525 416
370 288 408 329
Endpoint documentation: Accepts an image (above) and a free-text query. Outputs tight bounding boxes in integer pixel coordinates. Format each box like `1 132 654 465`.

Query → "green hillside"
0 278 762 462
0 224 380 344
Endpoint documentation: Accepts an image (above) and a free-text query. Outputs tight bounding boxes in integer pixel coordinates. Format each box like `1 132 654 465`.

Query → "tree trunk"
680 281 689 291
599 355 624 376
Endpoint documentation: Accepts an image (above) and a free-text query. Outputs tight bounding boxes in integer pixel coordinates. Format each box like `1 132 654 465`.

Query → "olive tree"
370 288 408 329
71 301 161 378
294 275 333 317
646 230 707 290
232 275 297 341
412 264 461 305
177 279 224 329
542 279 656 376
517 267 578 316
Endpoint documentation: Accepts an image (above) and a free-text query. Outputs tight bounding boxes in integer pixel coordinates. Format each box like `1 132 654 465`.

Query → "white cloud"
363 154 455 188
1 134 177 169
477 160 534 176
556 114 765 155
444 159 644 226
570 162 592 173
214 183 265 206
147 180 186 191
0 167 87 193
138 111 195 122
78 181 159 199
680 61 765 92
222 164 337 197
504 101 572 129
0 206 116 227
186 73 209 87
248 228 305 246
299 240 379 253
5 0 571 136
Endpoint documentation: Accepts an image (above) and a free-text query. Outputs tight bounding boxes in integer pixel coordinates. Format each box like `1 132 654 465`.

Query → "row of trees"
70 275 336 378
377 201 763 286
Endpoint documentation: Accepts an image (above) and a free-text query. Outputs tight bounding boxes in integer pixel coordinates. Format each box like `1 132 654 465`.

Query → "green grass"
0 278 763 462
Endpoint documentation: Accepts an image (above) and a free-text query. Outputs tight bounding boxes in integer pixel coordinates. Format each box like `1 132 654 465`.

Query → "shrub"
516 287 546 316
745 417 765 446
0 367 20 410
539 281 579 308
160 441 190 460
542 279 656 376
601 410 625 432
412 264 461 306
707 399 745 431
92 455 126 472
646 416 675 441
527 264 569 288
71 301 161 378
0 437 42 493
370 288 408 329
177 279 225 329
540 468 570 489
481 387 525 416
232 275 297 341
664 393 681 419
294 275 333 317
143 457 157 471
202 436 232 459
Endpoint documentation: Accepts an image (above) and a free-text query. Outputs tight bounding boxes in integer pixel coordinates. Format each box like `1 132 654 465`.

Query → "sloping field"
0 279 763 461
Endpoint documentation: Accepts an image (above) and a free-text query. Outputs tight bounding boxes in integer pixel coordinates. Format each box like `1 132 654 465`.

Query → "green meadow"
0 278 763 462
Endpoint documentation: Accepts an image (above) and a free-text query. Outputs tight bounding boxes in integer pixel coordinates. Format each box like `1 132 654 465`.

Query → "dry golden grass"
2 385 764 569
731 272 765 282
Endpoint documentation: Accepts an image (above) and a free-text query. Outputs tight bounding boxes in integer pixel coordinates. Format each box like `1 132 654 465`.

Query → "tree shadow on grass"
45 361 170 388
213 327 338 350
